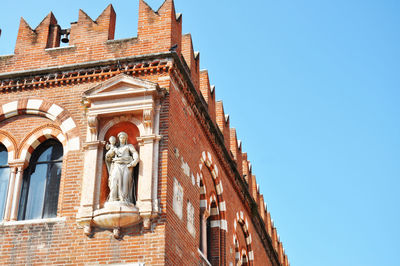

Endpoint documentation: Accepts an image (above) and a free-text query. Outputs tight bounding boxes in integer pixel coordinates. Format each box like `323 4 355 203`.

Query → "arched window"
18 139 63 220
242 253 248 266
199 209 210 255
199 211 204 251
206 215 212 262
0 144 10 220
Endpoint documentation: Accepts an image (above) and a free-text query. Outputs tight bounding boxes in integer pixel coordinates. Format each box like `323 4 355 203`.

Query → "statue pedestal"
93 201 141 230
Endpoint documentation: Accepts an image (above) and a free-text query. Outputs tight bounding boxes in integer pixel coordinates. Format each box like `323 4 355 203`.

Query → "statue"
105 131 139 204
92 131 141 238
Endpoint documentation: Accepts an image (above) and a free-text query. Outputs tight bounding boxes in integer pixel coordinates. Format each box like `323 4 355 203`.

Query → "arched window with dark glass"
242 253 249 266
206 216 212 262
18 139 63 220
0 144 10 220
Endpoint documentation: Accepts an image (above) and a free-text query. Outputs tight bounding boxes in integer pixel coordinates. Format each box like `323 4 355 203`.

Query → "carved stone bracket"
143 109 153 134
87 115 98 141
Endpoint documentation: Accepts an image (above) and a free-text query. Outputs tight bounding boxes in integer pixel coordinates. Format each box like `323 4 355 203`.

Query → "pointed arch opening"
207 199 221 264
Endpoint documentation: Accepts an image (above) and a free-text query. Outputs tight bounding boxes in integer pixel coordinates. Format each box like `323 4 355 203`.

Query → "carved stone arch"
17 125 67 218
99 115 145 141
199 150 227 265
207 197 221 265
233 234 241 264
0 130 18 162
198 172 210 213
0 98 80 153
234 211 254 264
2 125 67 222
200 151 227 231
18 124 67 166
209 194 219 217
0 130 18 221
240 249 249 266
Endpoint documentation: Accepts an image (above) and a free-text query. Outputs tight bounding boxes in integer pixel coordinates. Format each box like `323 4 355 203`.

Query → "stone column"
9 161 25 221
77 115 101 233
151 103 161 216
136 134 161 228
76 140 103 232
3 161 22 221
202 210 210 256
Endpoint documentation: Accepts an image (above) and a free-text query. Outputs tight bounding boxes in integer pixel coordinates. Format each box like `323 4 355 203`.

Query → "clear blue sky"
1 1 399 265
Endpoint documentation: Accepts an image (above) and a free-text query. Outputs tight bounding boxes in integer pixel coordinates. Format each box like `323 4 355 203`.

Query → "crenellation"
215 100 225 133
181 34 200 91
241 153 250 184
1 1 183 73
266 211 272 237
69 5 116 47
258 194 265 220
15 13 58 54
256 185 262 215
199 69 211 102
215 101 231 150
138 0 182 54
229 128 243 177
47 23 61 49
249 174 258 201
199 70 216 123
223 114 231 151
278 241 284 264
272 225 278 252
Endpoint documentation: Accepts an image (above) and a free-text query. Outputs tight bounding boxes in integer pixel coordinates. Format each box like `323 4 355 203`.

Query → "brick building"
0 1 289 265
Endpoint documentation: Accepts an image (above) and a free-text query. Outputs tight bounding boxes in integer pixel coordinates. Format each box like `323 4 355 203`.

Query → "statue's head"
117 131 128 144
109 136 116 145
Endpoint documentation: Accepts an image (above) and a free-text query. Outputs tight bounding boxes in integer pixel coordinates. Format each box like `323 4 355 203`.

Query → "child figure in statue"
105 136 117 152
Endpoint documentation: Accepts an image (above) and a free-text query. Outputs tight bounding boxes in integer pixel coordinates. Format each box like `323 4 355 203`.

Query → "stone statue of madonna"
105 131 139 204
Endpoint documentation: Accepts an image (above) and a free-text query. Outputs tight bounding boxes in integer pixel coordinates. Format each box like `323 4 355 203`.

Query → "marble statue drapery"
105 132 139 204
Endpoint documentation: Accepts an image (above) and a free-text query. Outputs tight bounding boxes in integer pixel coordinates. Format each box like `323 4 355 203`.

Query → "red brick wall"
0 0 286 265
0 77 169 265
164 70 276 265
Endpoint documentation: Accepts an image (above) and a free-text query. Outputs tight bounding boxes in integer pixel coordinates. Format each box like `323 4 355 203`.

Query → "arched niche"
76 74 165 237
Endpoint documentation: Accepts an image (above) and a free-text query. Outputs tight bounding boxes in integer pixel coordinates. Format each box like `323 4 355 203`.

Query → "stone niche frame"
77 74 164 235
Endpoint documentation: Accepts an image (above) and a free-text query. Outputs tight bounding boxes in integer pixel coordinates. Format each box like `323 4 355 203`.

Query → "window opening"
206 216 212 262
200 211 203 251
18 139 63 220
0 144 10 220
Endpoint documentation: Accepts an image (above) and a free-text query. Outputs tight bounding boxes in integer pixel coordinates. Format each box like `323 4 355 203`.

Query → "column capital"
83 140 105 150
8 159 26 169
137 135 162 145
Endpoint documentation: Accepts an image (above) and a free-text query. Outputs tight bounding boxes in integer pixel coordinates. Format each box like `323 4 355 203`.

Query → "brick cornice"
0 53 172 91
